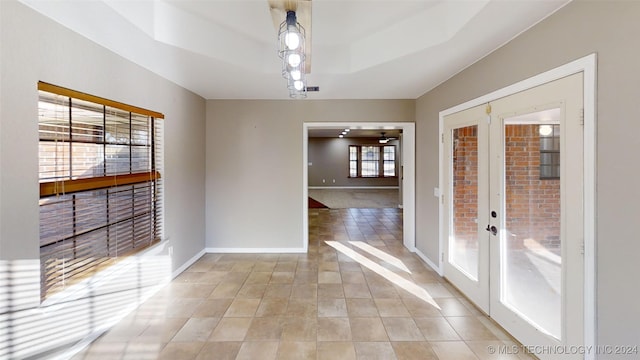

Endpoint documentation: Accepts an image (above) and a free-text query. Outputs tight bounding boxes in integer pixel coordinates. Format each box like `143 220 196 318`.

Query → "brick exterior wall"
451 124 560 251
504 125 560 250
452 126 478 247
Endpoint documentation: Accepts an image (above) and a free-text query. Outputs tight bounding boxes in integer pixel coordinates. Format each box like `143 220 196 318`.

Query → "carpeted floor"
308 189 400 209
308 197 328 209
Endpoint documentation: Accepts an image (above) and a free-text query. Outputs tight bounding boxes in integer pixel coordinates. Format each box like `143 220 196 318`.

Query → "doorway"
440 54 596 360
302 122 416 252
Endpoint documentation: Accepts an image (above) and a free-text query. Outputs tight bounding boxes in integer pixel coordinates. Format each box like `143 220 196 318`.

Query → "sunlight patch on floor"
348 241 411 274
325 241 440 309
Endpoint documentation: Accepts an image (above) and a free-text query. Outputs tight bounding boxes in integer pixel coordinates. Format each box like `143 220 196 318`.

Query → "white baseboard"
308 186 399 190
414 248 442 276
172 248 206 279
205 247 307 254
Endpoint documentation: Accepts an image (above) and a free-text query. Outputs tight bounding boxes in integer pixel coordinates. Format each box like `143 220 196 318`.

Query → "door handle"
485 225 497 236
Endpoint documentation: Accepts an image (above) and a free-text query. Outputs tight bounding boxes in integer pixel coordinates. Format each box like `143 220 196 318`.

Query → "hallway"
73 208 532 360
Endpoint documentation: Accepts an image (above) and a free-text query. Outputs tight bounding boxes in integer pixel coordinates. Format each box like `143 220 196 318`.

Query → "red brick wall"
451 124 560 249
504 125 560 249
452 126 478 246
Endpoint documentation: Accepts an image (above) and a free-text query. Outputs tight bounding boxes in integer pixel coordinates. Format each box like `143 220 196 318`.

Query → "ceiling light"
339 134 344 138
344 129 350 132
539 125 553 136
287 53 302 67
278 10 307 99
284 32 300 50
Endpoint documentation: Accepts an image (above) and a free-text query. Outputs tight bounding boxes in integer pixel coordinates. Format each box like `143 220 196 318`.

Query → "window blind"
38 82 164 300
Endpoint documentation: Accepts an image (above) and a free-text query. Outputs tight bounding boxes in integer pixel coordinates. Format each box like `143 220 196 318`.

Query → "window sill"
348 176 398 179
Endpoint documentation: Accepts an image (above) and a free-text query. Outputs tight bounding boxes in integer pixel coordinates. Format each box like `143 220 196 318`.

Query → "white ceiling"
21 0 570 100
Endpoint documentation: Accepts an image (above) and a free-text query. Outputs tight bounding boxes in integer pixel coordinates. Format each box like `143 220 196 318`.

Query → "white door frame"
303 122 416 252
439 53 596 358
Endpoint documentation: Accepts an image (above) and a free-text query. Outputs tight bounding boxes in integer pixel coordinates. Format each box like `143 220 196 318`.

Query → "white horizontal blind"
38 84 163 300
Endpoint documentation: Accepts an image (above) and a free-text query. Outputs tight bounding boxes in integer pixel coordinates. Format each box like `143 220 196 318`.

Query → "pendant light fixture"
278 10 307 98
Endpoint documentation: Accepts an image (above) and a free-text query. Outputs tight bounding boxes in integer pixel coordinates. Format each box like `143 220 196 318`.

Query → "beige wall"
308 137 400 187
205 100 413 250
416 0 640 353
0 2 206 357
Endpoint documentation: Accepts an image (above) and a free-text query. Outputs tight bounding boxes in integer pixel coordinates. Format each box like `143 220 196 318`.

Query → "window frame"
539 124 560 180
348 144 397 178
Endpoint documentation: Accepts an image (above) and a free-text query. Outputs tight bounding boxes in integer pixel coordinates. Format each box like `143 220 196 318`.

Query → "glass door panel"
450 125 479 280
502 118 561 340
443 103 489 313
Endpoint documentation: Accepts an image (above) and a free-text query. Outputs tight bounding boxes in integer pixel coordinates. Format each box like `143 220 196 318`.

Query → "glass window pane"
75 190 108 234
71 98 104 143
39 195 74 246
39 141 70 182
383 163 395 177
132 146 151 173
71 143 105 179
540 137 554 149
349 146 358 177
39 92 70 142
105 107 130 145
106 144 130 175
361 146 379 177
131 114 151 146
108 185 134 223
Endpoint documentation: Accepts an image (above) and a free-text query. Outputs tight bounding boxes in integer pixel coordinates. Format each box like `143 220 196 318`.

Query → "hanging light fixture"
278 10 307 98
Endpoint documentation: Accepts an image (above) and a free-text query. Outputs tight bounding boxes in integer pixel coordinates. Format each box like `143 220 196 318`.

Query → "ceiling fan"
378 132 397 144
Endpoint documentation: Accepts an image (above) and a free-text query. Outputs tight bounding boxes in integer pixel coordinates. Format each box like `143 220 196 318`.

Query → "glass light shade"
287 53 301 67
290 70 301 81
284 32 300 50
293 80 304 91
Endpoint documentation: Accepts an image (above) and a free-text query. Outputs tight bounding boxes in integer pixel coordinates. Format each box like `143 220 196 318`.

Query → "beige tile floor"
73 208 535 360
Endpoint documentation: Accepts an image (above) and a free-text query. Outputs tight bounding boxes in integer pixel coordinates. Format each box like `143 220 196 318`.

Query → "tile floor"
73 208 535 360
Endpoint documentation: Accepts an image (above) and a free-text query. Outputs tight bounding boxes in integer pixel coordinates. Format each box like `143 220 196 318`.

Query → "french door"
443 73 584 358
